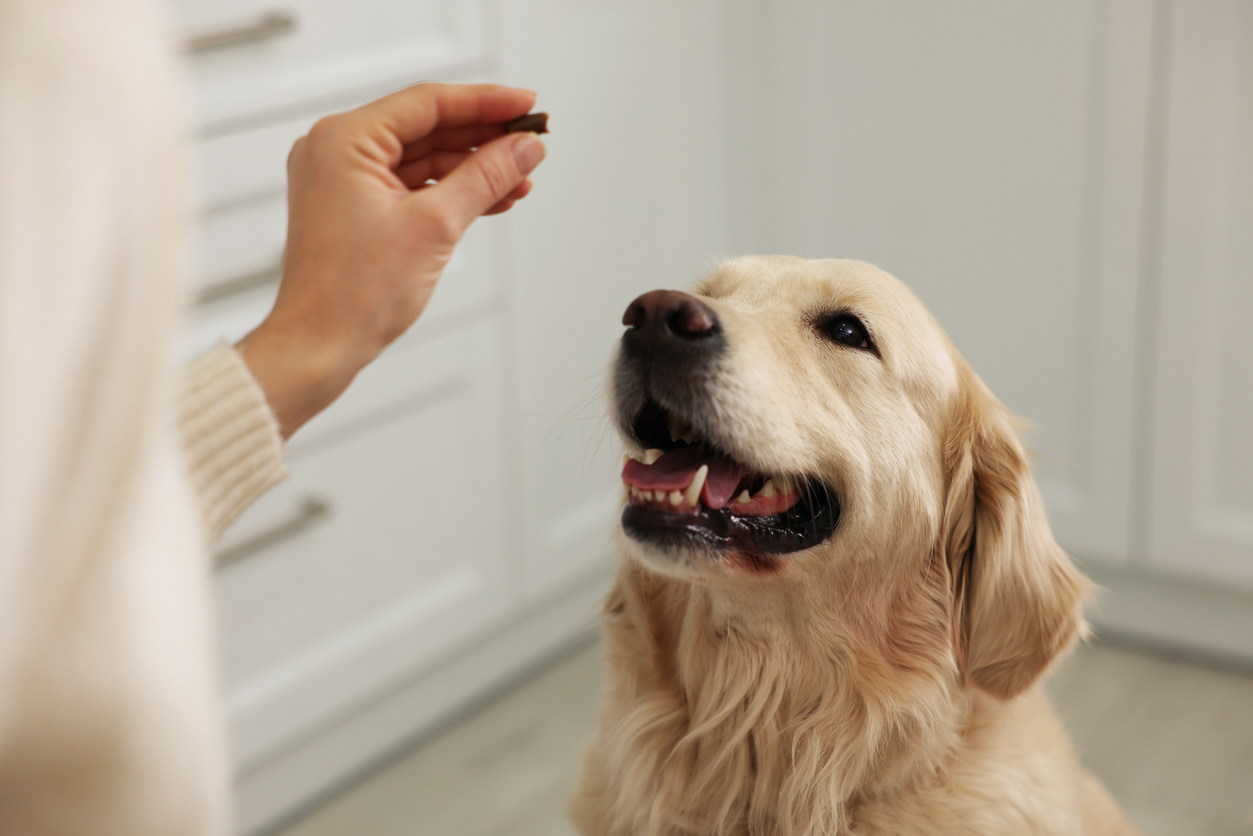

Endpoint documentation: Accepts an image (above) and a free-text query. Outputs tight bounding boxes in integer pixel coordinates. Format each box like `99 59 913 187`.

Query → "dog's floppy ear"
939 359 1088 700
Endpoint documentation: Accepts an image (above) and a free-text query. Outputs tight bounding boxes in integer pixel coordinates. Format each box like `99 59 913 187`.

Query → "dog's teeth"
656 490 670 502
627 449 666 465
685 464 709 507
668 490 683 506
778 475 795 494
667 414 697 445
736 489 752 504
757 479 777 498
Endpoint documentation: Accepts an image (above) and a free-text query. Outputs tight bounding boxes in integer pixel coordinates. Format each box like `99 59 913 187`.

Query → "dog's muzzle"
613 290 840 571
616 290 725 433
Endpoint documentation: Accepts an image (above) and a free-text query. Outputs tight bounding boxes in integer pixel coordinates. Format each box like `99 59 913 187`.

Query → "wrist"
235 319 360 439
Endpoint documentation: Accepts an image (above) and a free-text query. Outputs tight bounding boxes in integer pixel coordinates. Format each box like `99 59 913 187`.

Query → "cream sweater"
178 344 289 544
0 0 286 833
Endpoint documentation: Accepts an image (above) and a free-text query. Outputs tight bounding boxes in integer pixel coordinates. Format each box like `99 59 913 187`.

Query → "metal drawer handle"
183 11 297 55
215 495 332 569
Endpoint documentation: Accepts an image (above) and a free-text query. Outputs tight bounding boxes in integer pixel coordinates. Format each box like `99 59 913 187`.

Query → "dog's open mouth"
620 400 840 562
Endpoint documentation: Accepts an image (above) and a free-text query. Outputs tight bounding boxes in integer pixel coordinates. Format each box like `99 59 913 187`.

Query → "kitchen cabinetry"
174 0 737 831
215 323 513 777
742 0 1253 658
1148 0 1253 589
175 0 487 128
737 0 1156 567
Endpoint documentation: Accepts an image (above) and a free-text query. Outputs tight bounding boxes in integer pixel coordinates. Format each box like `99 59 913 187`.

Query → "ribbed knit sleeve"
176 342 288 543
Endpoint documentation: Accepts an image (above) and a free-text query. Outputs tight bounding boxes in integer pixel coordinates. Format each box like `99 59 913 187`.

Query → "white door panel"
1148 0 1253 589
215 321 512 772
743 0 1154 563
172 0 487 128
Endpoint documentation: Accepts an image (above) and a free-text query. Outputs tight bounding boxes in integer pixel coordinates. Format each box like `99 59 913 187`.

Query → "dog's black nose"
622 290 720 347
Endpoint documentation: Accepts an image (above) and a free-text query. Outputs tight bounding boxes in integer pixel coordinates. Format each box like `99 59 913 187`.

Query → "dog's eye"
819 314 872 350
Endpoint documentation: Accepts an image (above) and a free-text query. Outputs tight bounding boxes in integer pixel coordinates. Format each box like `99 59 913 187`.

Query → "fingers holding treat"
503 112 549 134
395 150 472 189
396 111 549 192
354 83 536 149
396 149 534 210
401 124 506 163
400 112 548 165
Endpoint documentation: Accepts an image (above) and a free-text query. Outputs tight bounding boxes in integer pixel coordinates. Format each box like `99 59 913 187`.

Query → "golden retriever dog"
571 257 1140 836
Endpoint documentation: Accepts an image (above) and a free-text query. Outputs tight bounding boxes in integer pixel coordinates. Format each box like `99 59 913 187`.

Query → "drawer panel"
195 114 310 211
180 213 499 377
197 196 286 296
188 154 497 328
174 0 488 128
214 320 513 771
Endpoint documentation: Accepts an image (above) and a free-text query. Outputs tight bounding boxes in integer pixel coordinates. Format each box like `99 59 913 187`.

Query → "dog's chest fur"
571 567 981 836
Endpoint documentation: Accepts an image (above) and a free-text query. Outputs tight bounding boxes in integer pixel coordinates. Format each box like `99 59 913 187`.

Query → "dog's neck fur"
586 561 970 836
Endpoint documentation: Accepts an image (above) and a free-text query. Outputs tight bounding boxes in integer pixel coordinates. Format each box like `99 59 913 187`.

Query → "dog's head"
611 256 1086 699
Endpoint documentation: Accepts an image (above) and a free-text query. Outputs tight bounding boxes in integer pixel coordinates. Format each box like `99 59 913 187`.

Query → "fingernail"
512 133 545 175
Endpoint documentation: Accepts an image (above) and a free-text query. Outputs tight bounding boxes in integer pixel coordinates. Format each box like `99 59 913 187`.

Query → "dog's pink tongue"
621 447 750 509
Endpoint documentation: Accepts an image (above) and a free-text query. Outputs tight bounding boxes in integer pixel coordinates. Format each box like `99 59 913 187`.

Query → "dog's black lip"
622 481 840 563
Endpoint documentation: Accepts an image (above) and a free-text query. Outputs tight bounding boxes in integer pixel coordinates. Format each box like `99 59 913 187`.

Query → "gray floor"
277 638 1253 836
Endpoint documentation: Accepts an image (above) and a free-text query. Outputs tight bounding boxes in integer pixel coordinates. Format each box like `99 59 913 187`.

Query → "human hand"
236 83 546 438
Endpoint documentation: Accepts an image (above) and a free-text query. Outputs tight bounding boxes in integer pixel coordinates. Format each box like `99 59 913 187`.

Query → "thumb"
425 132 546 235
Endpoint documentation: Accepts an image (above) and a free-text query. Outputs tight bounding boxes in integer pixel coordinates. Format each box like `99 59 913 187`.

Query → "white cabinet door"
172 0 488 128
499 0 736 599
740 0 1154 565
1147 0 1253 589
215 320 513 774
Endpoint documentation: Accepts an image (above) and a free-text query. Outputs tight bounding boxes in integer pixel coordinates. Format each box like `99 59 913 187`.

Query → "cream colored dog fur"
572 257 1140 836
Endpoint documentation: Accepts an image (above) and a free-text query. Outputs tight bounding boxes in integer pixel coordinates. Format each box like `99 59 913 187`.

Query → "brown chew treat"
503 112 549 134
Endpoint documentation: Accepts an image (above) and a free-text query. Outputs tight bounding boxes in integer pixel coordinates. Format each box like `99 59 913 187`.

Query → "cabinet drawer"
184 215 501 370
214 320 513 771
196 196 286 298
174 0 488 128
189 149 497 317
195 114 310 211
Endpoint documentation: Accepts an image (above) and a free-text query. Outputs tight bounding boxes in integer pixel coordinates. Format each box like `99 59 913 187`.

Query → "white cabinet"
735 0 1253 646
736 0 1155 567
169 0 621 831
215 322 513 773
174 0 487 128
177 0 491 302
192 114 311 299
1148 0 1253 588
